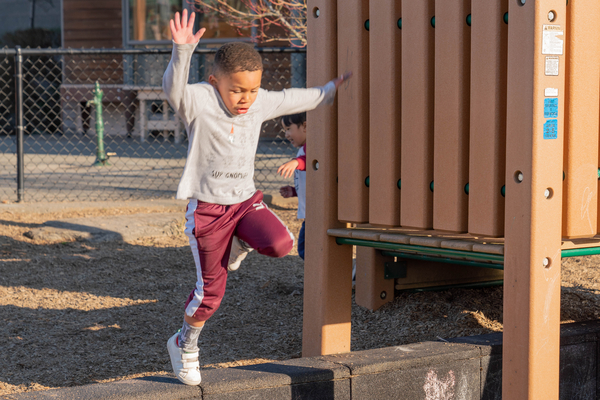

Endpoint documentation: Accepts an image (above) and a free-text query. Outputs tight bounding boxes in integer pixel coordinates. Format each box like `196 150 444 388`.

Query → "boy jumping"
163 10 350 385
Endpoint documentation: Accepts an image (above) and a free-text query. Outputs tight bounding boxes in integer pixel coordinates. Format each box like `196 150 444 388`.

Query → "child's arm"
262 72 352 121
277 159 299 179
278 144 306 177
162 10 207 122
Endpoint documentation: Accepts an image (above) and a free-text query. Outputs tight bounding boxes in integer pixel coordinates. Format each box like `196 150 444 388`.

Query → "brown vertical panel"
354 247 394 310
368 0 402 227
468 0 508 237
503 0 565 398
400 0 435 229
433 0 471 233
302 0 354 357
337 0 369 223
563 0 600 239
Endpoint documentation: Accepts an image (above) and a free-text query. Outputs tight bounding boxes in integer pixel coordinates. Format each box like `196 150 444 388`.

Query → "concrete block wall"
6 320 600 400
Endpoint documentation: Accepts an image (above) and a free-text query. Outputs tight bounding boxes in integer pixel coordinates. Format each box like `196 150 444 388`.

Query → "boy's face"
283 121 307 148
209 70 262 116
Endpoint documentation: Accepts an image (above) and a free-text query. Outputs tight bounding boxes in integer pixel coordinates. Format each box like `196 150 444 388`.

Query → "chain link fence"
0 47 306 203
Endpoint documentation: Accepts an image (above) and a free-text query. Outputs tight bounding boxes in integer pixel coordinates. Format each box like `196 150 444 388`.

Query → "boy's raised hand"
170 9 206 45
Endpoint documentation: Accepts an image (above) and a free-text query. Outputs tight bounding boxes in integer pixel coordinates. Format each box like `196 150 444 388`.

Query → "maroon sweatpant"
183 190 294 322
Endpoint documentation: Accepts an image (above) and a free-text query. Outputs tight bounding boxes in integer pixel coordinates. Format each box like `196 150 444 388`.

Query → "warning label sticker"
544 98 558 118
544 119 558 140
545 56 559 76
542 25 564 55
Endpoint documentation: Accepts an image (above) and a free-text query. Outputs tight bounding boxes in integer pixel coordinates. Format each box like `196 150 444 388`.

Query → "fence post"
14 46 24 203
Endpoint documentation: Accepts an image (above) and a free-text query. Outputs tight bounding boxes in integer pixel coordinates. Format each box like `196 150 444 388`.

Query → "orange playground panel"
303 0 600 399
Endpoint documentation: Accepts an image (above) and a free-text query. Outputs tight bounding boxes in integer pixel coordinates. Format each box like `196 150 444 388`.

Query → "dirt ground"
1 202 599 396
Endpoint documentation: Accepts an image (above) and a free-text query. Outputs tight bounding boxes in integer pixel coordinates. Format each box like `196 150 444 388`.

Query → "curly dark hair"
213 42 263 76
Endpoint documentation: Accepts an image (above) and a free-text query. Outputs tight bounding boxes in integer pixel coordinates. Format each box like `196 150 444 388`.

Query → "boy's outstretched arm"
262 71 353 122
162 10 207 122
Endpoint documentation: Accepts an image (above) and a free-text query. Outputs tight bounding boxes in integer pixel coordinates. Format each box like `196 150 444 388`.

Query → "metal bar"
0 47 306 56
399 280 504 293
381 251 505 270
14 46 24 203
340 236 600 260
562 247 600 258
335 237 504 263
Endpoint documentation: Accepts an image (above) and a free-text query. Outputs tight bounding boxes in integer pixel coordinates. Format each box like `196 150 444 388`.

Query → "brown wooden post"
303 0 354 357
503 0 565 398
337 0 370 224
400 0 435 229
468 0 508 238
354 247 394 310
563 0 600 239
368 0 402 227
433 0 471 233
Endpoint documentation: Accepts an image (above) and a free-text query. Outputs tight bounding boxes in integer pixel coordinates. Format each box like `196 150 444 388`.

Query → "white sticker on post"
542 25 564 55
545 88 559 97
545 56 559 76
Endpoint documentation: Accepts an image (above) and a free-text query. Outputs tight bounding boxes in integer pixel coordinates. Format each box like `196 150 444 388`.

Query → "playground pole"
88 82 110 166
14 46 25 202
503 0 566 398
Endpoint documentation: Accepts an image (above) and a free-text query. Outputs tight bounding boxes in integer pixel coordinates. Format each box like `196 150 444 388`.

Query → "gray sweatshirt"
163 42 336 205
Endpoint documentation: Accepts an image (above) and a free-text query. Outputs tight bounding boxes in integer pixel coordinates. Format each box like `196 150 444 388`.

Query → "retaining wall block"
0 375 201 400
321 341 481 400
200 356 350 400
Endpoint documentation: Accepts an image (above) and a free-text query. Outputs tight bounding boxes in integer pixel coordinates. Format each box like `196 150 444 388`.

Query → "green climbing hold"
466 14 471 26
430 181 434 192
365 19 369 31
504 12 508 24
431 16 435 28
397 18 402 29
464 183 469 195
365 176 370 187
501 185 506 197
397 179 401 189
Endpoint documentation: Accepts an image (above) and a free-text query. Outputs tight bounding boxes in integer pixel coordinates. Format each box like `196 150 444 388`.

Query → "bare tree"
193 0 307 47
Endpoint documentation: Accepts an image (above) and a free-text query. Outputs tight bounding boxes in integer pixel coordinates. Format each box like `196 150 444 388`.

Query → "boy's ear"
208 74 218 87
302 121 307 130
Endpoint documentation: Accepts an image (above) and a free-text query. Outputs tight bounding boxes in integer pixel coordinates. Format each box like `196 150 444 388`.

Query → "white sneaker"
167 332 201 385
228 236 253 271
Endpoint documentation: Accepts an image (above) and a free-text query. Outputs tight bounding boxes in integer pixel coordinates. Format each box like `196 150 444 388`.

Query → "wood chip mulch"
1 204 598 396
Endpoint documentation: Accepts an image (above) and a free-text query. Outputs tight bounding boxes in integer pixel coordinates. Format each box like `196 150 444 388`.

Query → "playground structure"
302 0 600 399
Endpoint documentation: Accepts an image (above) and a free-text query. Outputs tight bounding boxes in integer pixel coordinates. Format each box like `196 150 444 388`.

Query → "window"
129 0 181 43
126 0 251 45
